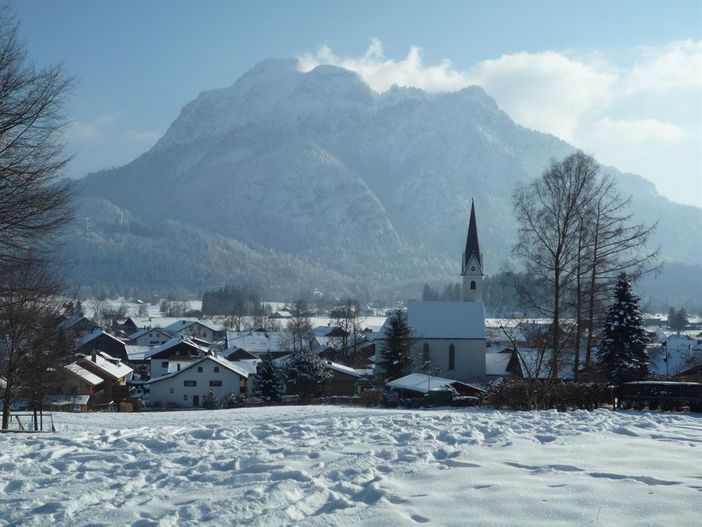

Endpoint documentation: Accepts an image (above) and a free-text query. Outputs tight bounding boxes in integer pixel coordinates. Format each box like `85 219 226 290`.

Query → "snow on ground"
1 407 700 526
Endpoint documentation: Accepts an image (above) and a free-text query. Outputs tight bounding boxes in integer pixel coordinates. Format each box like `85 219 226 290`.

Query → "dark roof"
463 199 482 271
225 348 259 361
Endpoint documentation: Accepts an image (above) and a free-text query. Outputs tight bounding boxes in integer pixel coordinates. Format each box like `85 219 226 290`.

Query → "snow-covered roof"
128 327 172 340
65 363 103 386
386 373 484 394
164 319 224 333
226 330 288 354
144 336 209 359
147 354 250 383
324 361 362 378
408 301 485 340
232 359 260 375
486 353 512 376
648 338 702 377
125 345 151 361
76 329 126 348
80 352 133 380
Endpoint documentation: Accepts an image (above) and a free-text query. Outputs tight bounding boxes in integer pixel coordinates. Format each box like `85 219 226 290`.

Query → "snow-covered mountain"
70 58 702 300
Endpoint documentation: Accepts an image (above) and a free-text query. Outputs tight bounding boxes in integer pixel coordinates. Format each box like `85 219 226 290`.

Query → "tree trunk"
2 384 12 430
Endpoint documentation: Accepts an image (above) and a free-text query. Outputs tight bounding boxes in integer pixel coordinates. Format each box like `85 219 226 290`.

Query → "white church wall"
411 339 486 382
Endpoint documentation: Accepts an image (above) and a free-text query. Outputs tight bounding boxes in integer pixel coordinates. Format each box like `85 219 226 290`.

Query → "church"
406 200 487 382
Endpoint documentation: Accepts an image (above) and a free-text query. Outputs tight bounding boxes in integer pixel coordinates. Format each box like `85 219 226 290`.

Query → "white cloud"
298 41 619 141
625 40 702 94
464 52 616 141
592 118 686 145
298 38 471 93
297 39 701 206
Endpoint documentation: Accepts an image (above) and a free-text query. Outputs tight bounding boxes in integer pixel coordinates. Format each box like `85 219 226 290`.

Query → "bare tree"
513 152 657 381
577 175 658 368
513 152 597 378
285 300 314 353
0 258 63 430
0 8 74 429
0 7 74 271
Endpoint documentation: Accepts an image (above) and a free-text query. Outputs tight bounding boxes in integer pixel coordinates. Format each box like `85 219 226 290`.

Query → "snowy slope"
2 407 701 526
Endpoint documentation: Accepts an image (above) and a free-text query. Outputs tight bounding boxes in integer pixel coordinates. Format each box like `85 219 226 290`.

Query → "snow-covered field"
1 407 700 526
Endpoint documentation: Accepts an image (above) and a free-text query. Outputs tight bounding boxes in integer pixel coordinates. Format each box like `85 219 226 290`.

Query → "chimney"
91 352 97 362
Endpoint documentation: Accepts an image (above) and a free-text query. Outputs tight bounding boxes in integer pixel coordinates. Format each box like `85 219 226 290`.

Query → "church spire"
462 199 484 302
463 199 482 274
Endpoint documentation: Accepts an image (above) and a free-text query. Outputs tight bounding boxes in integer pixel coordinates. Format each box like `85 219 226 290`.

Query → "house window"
214 366 220 373
470 281 476 290
161 361 168 368
422 343 430 366
209 380 222 387
184 394 188 401
448 344 455 370
169 388 174 394
184 380 197 387
197 367 203 373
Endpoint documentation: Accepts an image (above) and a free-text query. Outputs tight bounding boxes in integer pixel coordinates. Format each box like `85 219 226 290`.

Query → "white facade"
150 359 194 379
129 329 172 347
148 356 251 409
411 339 486 382
408 301 487 382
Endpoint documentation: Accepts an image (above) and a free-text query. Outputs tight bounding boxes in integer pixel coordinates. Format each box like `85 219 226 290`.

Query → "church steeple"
461 199 484 302
463 199 482 274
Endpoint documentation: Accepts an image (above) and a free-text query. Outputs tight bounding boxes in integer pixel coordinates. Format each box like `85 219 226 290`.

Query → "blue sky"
10 0 702 206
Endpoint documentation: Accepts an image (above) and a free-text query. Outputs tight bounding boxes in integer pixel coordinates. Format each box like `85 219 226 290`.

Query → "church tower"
461 200 484 302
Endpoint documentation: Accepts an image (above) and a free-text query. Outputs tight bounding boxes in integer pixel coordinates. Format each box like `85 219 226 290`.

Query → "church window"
422 343 430 367
470 281 476 290
448 344 455 370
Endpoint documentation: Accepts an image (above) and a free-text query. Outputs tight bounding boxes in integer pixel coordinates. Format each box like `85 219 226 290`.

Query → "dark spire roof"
463 199 482 271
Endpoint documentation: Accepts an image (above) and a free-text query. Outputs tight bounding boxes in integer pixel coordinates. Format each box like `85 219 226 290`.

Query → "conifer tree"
380 309 412 381
597 273 649 383
284 348 331 400
255 352 283 401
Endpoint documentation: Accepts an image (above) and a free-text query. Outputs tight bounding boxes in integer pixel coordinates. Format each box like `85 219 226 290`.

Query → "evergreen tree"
597 273 649 383
380 309 413 381
284 348 332 400
255 352 283 401
203 390 218 409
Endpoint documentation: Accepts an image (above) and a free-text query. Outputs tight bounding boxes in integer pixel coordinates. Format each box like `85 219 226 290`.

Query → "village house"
127 327 172 347
58 315 99 340
59 351 133 409
76 329 129 362
164 319 225 343
61 362 104 401
147 354 252 408
146 336 209 378
78 352 133 403
225 328 288 357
